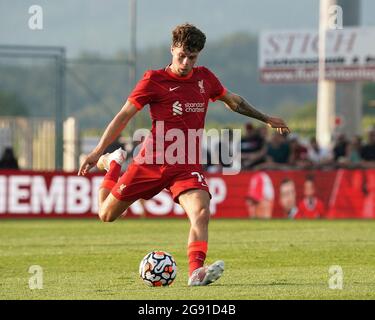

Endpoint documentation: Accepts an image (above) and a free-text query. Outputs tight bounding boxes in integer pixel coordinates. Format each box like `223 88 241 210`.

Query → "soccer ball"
139 251 177 287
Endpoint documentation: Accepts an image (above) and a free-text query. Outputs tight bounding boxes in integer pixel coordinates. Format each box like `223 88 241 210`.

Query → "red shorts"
111 162 211 203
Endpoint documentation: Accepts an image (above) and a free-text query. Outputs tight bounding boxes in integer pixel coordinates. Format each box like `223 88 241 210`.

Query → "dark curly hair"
172 23 206 52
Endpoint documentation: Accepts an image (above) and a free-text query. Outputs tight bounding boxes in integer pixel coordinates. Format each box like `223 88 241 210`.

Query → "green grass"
0 219 374 300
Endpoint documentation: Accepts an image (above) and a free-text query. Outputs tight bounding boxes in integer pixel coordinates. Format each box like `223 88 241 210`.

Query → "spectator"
307 137 332 167
288 134 310 168
296 175 325 219
333 133 349 162
361 128 375 167
345 135 362 166
265 132 290 166
208 128 240 173
240 123 266 169
0 147 19 170
103 135 125 154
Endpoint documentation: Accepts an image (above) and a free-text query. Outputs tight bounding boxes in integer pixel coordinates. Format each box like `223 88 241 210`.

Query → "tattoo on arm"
234 97 268 123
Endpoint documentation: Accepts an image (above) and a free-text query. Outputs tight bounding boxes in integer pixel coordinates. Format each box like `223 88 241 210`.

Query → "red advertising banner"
0 169 374 219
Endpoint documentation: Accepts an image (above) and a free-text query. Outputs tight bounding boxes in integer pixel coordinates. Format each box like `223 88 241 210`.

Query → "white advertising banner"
259 27 375 82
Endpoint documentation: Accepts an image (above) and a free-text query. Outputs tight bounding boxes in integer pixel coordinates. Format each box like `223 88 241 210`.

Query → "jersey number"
191 172 208 187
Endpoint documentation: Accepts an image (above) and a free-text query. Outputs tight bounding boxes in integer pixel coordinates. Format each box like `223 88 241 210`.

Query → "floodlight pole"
335 0 362 139
316 0 337 149
56 48 66 170
129 0 137 133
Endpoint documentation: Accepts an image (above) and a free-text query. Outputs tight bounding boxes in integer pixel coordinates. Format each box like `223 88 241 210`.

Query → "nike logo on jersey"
169 86 180 92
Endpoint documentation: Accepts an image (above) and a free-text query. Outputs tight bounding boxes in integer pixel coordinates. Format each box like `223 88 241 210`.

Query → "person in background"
279 178 298 218
307 137 332 167
103 135 124 154
333 133 348 163
296 175 325 219
361 128 375 168
246 171 275 219
240 123 267 169
344 135 363 167
265 132 290 168
288 134 310 168
0 147 19 170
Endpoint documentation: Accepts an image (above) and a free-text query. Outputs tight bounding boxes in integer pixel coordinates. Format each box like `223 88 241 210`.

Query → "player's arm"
78 100 138 176
218 91 290 135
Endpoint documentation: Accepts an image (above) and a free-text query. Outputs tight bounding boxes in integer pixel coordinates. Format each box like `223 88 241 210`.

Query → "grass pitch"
0 219 374 300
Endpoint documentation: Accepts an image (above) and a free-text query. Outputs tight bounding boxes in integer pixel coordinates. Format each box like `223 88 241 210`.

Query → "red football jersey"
128 66 226 166
296 197 325 219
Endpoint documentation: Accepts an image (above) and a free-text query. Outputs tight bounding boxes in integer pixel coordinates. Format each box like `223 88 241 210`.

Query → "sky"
0 0 374 57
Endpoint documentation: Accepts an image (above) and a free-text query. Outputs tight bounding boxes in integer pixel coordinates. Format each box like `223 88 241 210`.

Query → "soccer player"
296 175 325 219
78 23 290 286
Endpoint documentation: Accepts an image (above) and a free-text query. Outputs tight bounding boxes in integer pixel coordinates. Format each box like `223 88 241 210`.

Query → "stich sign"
259 27 375 83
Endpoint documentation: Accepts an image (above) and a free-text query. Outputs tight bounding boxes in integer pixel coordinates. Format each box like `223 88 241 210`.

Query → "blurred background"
0 0 374 222
0 0 374 172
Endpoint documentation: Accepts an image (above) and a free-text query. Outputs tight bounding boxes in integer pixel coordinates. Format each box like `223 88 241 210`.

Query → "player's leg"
99 193 134 222
178 189 224 286
178 189 210 244
96 148 133 222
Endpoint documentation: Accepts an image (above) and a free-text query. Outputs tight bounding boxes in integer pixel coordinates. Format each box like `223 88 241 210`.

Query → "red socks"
187 241 208 276
100 161 121 190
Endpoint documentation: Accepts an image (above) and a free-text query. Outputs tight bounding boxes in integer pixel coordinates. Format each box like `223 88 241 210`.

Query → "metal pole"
55 48 66 170
336 0 362 139
0 45 66 170
129 0 137 133
316 0 337 148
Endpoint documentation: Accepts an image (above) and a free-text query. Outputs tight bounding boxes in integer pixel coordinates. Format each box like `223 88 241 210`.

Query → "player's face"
170 46 200 76
304 180 315 197
279 182 296 212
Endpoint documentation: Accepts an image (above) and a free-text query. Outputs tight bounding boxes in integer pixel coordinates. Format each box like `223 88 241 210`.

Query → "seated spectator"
240 123 266 169
208 128 240 173
361 128 375 167
265 132 290 166
0 147 19 170
344 135 362 166
333 133 349 162
288 134 310 168
103 135 125 154
307 137 332 167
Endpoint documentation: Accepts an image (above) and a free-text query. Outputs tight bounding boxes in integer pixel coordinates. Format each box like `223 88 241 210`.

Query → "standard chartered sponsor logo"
185 102 205 113
172 101 205 115
172 101 183 115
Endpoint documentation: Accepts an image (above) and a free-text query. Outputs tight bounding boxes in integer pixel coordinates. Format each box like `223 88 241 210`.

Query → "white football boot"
96 148 127 172
188 260 225 286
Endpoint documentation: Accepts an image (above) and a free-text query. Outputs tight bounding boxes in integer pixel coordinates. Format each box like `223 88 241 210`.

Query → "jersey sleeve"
204 67 227 102
128 71 157 110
